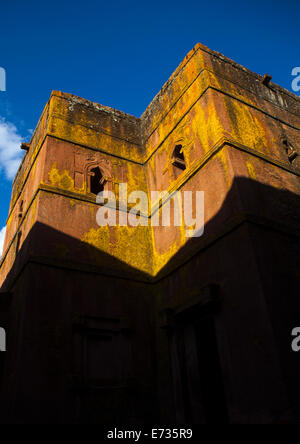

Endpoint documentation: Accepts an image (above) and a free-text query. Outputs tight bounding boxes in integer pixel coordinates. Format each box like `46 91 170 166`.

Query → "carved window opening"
281 135 298 164
88 166 105 196
172 145 186 171
18 200 23 220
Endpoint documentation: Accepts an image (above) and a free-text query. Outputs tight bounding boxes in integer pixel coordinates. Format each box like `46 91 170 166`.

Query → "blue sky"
0 0 299 252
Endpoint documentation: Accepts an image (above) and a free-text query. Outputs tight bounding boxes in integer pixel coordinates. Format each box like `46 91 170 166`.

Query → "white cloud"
0 226 6 258
0 118 23 180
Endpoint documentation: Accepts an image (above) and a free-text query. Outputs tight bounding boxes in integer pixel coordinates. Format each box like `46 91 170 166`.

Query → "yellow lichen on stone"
225 99 268 153
246 161 256 180
6 212 13 230
217 149 231 186
81 222 153 275
49 162 75 191
30 199 37 228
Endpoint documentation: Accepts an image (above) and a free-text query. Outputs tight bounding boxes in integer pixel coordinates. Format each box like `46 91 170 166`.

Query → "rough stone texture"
0 43 300 424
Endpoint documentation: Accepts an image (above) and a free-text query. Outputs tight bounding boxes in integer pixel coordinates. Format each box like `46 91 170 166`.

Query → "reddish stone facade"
0 43 300 424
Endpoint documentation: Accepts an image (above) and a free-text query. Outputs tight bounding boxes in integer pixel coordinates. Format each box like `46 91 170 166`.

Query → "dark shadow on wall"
0 177 299 424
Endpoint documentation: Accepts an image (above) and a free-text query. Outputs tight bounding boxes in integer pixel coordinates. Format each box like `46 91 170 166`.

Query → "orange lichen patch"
246 161 256 180
6 212 13 230
148 89 228 194
223 96 269 154
217 149 231 187
142 45 213 131
205 101 225 149
48 162 75 192
30 199 37 229
69 199 77 208
126 163 148 196
208 68 257 109
144 70 212 159
11 100 50 203
48 92 144 163
81 223 153 275
89 205 95 217
152 218 186 276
